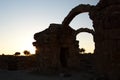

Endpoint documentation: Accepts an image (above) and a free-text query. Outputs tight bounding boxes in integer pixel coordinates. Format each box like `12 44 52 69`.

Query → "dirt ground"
0 70 97 80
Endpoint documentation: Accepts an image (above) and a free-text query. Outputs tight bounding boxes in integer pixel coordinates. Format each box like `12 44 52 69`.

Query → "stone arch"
62 4 93 27
61 4 95 38
62 4 95 53
75 28 94 36
75 28 95 53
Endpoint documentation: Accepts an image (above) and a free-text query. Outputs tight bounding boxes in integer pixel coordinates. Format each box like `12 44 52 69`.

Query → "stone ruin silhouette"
33 0 120 79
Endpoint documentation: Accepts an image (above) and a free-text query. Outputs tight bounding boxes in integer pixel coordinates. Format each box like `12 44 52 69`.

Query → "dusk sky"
0 0 99 55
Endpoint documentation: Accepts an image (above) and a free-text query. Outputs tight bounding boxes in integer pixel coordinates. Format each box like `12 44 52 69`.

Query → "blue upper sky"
0 0 99 55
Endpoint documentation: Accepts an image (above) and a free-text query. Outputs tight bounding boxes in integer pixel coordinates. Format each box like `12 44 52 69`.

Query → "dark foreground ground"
0 69 100 80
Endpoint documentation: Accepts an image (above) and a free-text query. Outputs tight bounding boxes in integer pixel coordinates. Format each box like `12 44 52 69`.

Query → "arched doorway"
60 47 69 68
77 32 94 54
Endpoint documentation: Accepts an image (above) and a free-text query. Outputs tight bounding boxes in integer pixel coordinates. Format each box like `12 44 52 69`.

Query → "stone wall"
33 24 81 71
89 0 120 79
0 55 36 70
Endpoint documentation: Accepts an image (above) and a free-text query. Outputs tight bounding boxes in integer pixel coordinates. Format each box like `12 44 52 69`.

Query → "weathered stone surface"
33 0 120 79
88 1 120 80
33 24 81 70
33 22 94 71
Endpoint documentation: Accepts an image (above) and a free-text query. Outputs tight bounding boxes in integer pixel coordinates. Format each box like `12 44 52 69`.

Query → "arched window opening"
77 32 95 54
